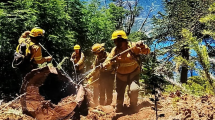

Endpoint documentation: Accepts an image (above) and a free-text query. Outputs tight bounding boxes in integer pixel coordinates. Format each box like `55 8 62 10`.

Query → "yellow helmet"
29 27 45 37
111 30 128 40
74 44 80 50
92 43 105 53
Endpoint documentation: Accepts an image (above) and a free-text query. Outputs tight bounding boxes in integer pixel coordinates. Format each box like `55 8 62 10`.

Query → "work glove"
136 41 146 49
45 56 52 62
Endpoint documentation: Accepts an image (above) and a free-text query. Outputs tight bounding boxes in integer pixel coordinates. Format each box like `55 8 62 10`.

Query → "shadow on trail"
112 100 162 120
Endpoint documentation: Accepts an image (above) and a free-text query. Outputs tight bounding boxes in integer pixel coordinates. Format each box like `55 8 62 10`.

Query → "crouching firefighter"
85 43 115 106
12 27 52 93
102 30 150 112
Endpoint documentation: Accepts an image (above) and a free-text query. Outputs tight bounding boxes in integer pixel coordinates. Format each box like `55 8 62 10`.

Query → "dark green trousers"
99 71 115 105
116 74 139 107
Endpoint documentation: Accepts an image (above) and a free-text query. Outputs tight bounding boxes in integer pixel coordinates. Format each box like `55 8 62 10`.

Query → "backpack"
12 39 34 71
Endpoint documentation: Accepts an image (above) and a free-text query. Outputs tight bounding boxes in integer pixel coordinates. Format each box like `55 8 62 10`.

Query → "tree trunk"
180 66 188 83
180 47 189 83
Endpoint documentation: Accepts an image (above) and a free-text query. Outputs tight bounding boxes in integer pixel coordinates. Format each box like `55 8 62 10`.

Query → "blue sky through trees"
82 0 164 36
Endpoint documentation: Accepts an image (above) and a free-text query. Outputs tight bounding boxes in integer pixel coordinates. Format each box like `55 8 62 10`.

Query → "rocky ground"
0 91 215 120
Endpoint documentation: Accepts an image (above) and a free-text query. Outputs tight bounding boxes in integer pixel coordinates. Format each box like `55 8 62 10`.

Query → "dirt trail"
1 91 215 119
81 93 157 120
81 92 215 120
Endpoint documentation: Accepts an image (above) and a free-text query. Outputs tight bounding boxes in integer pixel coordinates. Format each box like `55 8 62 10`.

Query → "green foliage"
141 54 157 81
167 2 215 96
0 0 145 99
183 76 214 96
164 85 182 93
172 96 180 102
82 0 115 50
0 0 86 99
164 72 214 96
199 1 215 77
199 2 215 39
181 29 212 80
128 31 148 42
152 0 214 83
107 3 126 29
57 57 69 70
174 56 195 71
140 52 171 94
81 0 117 68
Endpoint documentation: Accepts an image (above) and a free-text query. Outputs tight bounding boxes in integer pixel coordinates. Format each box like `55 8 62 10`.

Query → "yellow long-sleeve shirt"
71 52 85 71
103 41 150 75
86 52 110 79
18 35 48 64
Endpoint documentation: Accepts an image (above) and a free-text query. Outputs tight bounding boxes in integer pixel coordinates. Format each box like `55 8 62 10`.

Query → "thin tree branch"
138 6 153 32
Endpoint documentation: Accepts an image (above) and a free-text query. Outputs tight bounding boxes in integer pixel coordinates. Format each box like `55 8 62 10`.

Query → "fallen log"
20 66 88 120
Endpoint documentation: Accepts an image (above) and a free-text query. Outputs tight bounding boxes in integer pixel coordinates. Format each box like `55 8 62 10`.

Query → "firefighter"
17 27 52 77
102 30 150 112
16 27 53 99
86 43 115 105
70 44 85 82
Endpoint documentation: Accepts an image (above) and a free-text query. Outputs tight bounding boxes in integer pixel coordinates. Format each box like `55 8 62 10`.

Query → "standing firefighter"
102 30 150 112
13 27 52 78
70 44 85 82
13 27 52 94
86 43 115 106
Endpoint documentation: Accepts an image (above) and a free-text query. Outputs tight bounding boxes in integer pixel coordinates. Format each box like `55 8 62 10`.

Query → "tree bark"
180 46 189 83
